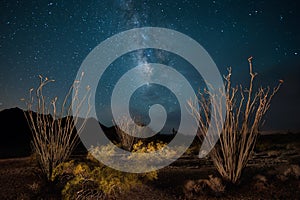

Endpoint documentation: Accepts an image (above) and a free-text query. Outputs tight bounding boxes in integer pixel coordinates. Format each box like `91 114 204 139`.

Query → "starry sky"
1 0 299 132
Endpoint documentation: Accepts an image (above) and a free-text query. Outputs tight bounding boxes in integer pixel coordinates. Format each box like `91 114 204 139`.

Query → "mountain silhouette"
0 107 94 158
0 107 187 158
0 107 32 158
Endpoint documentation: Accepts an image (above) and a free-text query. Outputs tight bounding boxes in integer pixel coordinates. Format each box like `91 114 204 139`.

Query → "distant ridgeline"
0 107 179 158
0 107 32 158
0 107 87 158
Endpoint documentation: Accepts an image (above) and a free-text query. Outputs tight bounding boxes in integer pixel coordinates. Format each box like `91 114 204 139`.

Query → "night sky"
1 0 299 132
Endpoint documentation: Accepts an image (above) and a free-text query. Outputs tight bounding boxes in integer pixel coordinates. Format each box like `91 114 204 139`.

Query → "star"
0 0 299 132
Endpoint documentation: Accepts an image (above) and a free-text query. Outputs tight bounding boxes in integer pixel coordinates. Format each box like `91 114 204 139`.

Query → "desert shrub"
277 164 300 181
130 140 183 171
113 116 148 151
90 139 181 173
254 142 270 152
184 175 225 198
132 140 168 152
253 174 269 192
204 175 225 195
22 74 90 181
184 142 201 156
188 57 282 184
131 140 180 164
89 141 161 178
52 145 158 200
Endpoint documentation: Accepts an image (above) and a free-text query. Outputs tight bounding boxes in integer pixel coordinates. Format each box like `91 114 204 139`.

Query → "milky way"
0 0 299 131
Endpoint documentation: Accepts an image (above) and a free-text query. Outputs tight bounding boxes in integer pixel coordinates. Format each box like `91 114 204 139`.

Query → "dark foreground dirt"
1 133 299 199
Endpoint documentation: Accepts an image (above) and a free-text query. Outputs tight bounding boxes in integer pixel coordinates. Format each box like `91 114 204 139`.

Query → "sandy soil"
1 134 299 199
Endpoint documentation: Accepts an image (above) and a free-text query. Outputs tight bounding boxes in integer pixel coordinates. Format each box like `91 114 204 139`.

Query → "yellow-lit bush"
89 140 182 173
132 140 166 152
52 160 152 199
52 141 163 199
130 140 180 162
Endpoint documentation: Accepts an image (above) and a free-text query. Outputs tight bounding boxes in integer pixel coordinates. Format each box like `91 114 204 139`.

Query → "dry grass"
22 73 90 181
188 57 282 184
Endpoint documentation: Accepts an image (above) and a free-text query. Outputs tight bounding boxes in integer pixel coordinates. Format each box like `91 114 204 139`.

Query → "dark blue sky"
0 0 299 131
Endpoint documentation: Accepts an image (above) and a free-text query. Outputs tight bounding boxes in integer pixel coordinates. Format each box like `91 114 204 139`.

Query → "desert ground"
0 133 299 200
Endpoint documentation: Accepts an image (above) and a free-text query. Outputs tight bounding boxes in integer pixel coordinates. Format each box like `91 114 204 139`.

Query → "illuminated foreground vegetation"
188 57 282 184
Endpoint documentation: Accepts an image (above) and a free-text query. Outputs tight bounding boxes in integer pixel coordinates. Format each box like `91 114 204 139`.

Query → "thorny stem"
22 74 90 181
188 57 282 184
